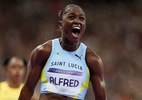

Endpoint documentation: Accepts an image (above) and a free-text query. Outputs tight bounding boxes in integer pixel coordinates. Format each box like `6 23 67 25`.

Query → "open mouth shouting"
72 26 80 38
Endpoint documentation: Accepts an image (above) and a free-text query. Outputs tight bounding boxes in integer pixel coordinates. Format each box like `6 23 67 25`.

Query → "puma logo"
75 54 82 60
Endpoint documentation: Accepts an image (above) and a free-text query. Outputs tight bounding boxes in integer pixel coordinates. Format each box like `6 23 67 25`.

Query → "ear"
59 21 63 29
5 67 8 72
57 21 63 34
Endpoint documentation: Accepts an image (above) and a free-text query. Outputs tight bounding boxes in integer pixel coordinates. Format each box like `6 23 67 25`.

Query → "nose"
73 18 80 24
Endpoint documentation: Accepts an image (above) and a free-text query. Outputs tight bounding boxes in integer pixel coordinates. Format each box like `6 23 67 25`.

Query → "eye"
79 16 85 21
11 65 16 69
68 15 74 20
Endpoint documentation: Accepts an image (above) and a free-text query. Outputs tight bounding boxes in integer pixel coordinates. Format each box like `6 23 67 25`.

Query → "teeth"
73 26 80 30
72 26 80 35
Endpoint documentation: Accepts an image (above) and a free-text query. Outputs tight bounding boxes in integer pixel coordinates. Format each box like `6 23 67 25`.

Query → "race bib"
46 68 83 95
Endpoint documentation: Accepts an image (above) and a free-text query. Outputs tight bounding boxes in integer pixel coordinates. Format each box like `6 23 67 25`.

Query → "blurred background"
0 0 142 100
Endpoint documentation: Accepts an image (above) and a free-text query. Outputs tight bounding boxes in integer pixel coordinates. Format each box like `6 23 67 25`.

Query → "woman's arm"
19 42 51 100
86 48 106 100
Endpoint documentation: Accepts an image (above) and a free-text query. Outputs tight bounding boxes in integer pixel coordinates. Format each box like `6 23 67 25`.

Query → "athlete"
0 56 37 100
19 4 106 100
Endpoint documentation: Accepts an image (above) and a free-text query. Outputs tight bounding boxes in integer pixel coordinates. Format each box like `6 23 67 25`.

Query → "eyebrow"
67 13 85 17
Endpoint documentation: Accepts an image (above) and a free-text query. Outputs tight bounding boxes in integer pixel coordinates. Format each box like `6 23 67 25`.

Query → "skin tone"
19 5 106 100
5 57 26 88
4 57 38 100
59 5 86 51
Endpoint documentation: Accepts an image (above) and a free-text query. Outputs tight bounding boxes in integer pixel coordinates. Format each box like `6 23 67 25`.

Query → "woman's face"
6 57 26 83
60 6 86 43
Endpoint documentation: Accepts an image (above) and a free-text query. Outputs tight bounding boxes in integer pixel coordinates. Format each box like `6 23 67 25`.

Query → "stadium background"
0 0 142 100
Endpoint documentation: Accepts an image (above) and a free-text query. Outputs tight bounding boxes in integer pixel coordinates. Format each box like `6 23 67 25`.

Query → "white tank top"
40 38 90 100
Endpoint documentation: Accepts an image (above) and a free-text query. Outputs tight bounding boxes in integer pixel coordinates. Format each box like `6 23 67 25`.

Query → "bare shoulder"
32 40 52 58
30 40 52 68
86 47 104 79
86 47 102 63
39 40 51 51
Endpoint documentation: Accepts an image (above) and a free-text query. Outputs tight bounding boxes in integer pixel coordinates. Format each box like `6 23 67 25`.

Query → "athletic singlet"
0 81 23 100
40 38 90 100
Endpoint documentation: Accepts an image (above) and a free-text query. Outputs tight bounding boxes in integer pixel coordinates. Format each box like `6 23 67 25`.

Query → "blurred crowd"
0 0 142 100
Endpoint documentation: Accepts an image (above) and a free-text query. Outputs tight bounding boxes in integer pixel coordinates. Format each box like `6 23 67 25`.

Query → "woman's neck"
7 78 22 88
59 37 80 51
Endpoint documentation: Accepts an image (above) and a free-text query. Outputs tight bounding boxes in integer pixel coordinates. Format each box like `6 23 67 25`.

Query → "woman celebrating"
19 4 106 100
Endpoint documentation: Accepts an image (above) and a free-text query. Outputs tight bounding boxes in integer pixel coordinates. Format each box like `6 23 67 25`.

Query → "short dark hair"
58 4 84 21
3 56 27 68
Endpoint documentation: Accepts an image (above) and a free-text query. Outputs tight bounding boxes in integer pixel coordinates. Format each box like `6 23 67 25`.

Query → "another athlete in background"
19 4 106 100
0 56 37 100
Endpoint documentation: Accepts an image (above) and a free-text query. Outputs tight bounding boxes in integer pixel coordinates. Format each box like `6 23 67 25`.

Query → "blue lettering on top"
49 77 79 87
